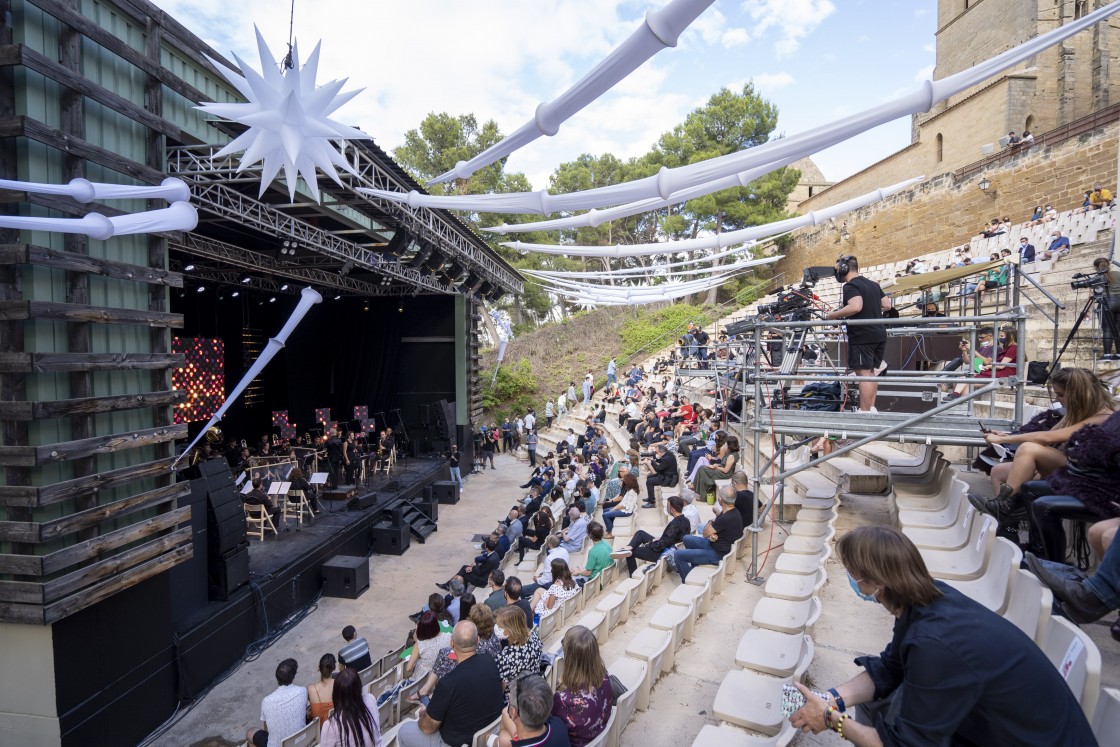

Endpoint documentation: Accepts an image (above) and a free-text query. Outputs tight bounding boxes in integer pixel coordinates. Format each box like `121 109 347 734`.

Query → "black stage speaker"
431 480 459 505
321 555 370 599
209 544 250 601
419 403 432 426
370 521 410 555
348 492 377 511
416 493 439 522
170 479 213 627
207 486 247 558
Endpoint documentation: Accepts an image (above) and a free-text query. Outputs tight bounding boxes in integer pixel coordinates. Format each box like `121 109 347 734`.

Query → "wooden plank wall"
0 0 243 624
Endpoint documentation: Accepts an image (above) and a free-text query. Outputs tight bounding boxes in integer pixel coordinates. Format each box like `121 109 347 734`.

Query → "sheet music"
310 472 329 485
267 482 283 495
235 472 247 487
240 482 254 495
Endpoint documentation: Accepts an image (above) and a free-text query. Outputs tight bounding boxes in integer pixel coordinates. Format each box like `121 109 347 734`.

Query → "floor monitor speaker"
370 521 410 556
321 555 370 599
431 480 459 505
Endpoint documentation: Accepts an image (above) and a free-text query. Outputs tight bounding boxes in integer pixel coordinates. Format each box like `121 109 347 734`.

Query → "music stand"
311 472 335 513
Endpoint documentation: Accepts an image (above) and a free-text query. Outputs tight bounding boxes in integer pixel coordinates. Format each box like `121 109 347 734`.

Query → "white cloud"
922 42 936 54
721 28 751 48
914 64 935 82
753 72 796 91
741 0 836 57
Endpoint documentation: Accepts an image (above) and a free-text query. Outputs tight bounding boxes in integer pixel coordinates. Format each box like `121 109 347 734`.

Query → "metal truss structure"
169 233 416 296
166 140 523 297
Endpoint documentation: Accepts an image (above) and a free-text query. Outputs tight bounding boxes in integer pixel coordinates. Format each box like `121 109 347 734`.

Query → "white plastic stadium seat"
1040 616 1102 718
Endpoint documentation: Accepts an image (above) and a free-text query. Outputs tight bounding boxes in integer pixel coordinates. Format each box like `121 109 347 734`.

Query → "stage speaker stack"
348 492 377 511
370 520 410 555
321 555 369 599
431 480 459 505
416 491 439 522
201 460 250 601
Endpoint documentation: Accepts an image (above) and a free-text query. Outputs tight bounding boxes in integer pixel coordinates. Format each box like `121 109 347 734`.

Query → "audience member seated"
559 507 588 553
516 506 553 563
690 436 739 504
980 219 1004 238
498 674 572 747
530 559 581 620
403 612 453 688
948 326 1018 399
413 604 504 707
551 626 613 747
484 570 507 612
398 621 504 747
521 536 571 598
1038 229 1071 261
441 536 501 592
720 471 759 523
1026 519 1120 640
971 368 1117 526
495 606 544 688
788 526 1096 746
1018 236 1035 264
601 479 639 540
338 625 373 672
678 490 702 534
572 522 613 583
612 495 690 577
672 486 744 582
247 658 308 747
641 443 679 509
308 654 336 727
319 667 381 747
1090 181 1114 210
504 576 534 629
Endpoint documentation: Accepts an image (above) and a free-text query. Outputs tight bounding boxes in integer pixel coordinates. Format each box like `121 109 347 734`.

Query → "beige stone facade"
780 0 1120 275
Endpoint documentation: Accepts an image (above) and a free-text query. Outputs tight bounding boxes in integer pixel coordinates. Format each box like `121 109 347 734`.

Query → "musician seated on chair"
287 467 323 513
243 477 282 526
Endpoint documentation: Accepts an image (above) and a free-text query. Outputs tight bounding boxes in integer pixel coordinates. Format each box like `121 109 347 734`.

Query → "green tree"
653 83 799 303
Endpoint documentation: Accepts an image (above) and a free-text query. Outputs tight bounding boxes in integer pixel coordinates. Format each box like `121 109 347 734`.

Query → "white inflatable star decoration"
198 27 367 202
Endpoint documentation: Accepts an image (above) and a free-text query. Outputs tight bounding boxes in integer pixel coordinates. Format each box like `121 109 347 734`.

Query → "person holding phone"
788 526 1094 746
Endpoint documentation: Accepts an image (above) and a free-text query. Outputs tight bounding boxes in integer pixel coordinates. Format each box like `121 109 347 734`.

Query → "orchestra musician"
343 431 357 484
325 428 343 489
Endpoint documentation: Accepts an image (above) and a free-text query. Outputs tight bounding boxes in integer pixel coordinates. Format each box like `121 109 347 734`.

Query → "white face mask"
494 625 507 640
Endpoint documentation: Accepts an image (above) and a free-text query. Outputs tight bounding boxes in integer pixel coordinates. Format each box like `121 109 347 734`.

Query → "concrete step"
816 456 889 494
855 442 935 478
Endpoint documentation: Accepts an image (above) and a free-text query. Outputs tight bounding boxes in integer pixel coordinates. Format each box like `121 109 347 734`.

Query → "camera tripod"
1048 288 1120 374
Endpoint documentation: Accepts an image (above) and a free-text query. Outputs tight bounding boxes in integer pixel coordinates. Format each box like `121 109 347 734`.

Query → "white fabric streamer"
523 254 779 280
0 201 198 240
501 177 921 257
0 176 190 203
366 2 1119 215
173 287 324 468
428 0 717 184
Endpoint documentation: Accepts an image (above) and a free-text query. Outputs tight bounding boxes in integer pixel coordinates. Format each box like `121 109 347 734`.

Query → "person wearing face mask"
788 526 1095 746
823 256 891 413
1039 230 1071 262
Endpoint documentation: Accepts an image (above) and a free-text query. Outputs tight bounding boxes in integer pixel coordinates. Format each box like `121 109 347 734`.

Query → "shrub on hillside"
620 304 713 359
482 358 538 422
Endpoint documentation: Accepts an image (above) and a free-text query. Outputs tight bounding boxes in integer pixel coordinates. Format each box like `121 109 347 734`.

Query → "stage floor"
247 457 445 578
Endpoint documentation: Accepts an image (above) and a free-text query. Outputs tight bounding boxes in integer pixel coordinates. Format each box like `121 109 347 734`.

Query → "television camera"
1071 271 1108 292
755 266 833 321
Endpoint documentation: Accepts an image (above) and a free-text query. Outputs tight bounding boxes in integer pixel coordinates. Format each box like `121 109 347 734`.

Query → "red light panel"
172 337 225 425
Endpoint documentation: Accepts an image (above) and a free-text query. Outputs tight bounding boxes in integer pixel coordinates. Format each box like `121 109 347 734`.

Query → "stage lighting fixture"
231 290 240 298
397 305 404 313
363 301 370 312
333 294 341 300
269 296 276 303
280 284 289 291
241 275 251 284
184 263 196 271
339 260 354 276
196 285 205 293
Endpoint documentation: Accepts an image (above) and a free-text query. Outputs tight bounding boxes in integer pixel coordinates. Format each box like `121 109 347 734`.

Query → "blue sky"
154 0 937 191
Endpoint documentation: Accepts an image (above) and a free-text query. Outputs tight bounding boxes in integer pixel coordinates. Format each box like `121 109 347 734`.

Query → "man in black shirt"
613 495 691 577
641 443 679 508
399 621 503 747
824 255 891 412
673 486 744 581
448 443 462 491
730 471 758 524
503 576 535 629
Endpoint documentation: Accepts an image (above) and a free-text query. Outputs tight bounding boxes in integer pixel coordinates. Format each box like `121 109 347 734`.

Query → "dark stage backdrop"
174 292 458 447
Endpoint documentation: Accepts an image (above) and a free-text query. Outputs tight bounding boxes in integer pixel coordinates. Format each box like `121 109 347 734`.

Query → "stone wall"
776 121 1118 275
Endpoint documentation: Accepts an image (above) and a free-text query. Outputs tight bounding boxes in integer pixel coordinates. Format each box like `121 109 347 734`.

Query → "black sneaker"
408 612 422 624
435 581 450 592
641 502 656 509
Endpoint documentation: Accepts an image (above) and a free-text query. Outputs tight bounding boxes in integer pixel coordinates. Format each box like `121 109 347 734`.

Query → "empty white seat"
774 546 831 575
1002 568 1053 644
683 559 726 594
751 596 822 635
608 655 650 711
944 538 1021 613
1091 686 1120 746
794 507 838 524
903 502 978 550
735 630 814 678
919 515 996 580
898 486 969 530
783 527 836 555
1040 616 1102 718
713 670 791 736
669 578 712 615
764 569 826 602
691 722 796 747
279 719 319 747
596 592 630 629
574 610 609 645
626 626 674 680
649 601 692 652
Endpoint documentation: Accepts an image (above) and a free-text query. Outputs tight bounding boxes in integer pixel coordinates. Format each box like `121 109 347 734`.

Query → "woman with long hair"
530 559 580 620
494 604 543 688
787 526 1093 744
516 507 553 563
307 653 336 726
972 368 1117 521
552 626 612 747
692 436 740 503
402 611 451 683
319 667 381 747
458 592 476 624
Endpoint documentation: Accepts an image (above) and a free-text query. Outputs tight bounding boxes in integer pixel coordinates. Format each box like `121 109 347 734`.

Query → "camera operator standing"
1092 257 1120 360
823 256 892 412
